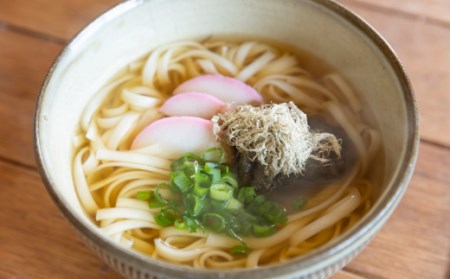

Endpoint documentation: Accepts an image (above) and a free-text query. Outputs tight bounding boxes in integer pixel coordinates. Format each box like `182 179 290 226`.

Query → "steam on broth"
73 38 380 269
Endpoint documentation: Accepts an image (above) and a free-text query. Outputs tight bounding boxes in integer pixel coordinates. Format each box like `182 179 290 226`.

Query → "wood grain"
0 29 62 167
344 142 450 279
0 160 121 279
0 0 121 41
337 0 450 147
343 0 450 25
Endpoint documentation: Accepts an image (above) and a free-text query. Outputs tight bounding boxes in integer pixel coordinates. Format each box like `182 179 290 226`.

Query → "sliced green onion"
221 173 238 189
176 152 203 166
174 219 187 230
194 171 211 198
203 213 226 232
211 169 221 183
146 149 288 245
155 208 176 227
210 183 233 201
264 204 287 224
184 152 205 163
227 215 248 236
170 159 185 171
149 201 164 208
264 212 287 225
204 162 221 183
231 245 249 255
203 147 224 162
236 210 258 224
252 224 276 237
154 183 170 205
193 181 210 198
237 187 256 204
225 198 243 212
171 152 204 174
193 160 200 174
136 191 151 201
258 200 273 215
183 216 199 232
195 171 211 188
171 157 192 172
204 162 218 172
247 195 266 212
171 171 193 193
220 165 230 175
252 195 266 205
184 194 204 217
209 199 226 211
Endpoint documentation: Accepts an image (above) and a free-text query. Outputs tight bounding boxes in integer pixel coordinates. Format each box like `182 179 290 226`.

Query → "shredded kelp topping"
212 102 341 178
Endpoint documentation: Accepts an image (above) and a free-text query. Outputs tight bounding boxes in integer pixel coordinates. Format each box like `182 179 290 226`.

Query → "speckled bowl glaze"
34 0 419 278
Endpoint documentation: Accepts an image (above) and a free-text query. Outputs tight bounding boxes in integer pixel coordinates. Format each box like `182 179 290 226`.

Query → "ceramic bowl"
34 0 419 278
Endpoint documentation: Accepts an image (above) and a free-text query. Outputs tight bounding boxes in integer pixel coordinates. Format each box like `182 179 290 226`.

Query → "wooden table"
0 1 448 278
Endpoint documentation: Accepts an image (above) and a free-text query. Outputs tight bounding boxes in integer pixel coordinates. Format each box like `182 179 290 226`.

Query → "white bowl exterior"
36 0 415 278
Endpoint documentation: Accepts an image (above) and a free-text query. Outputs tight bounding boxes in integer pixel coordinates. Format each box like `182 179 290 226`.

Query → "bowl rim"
34 0 419 277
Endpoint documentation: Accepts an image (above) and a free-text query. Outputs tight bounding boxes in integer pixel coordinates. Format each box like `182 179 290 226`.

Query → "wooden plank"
333 270 367 279
0 161 121 279
337 0 450 147
341 0 450 25
0 0 120 41
346 142 450 279
0 29 62 167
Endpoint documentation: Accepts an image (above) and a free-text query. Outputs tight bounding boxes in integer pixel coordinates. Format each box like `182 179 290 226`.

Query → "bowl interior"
36 0 416 276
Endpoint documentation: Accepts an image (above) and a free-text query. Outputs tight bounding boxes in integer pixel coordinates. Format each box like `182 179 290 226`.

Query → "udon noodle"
73 39 380 268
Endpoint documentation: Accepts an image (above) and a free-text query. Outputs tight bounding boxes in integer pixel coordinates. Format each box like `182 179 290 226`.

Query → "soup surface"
73 37 380 269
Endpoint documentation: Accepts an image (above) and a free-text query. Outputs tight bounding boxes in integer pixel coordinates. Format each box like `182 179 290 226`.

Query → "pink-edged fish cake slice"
160 92 227 119
131 116 219 159
173 74 263 105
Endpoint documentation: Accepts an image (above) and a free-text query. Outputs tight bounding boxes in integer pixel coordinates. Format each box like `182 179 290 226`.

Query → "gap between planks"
0 20 66 45
420 138 450 152
343 267 389 279
0 154 37 172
